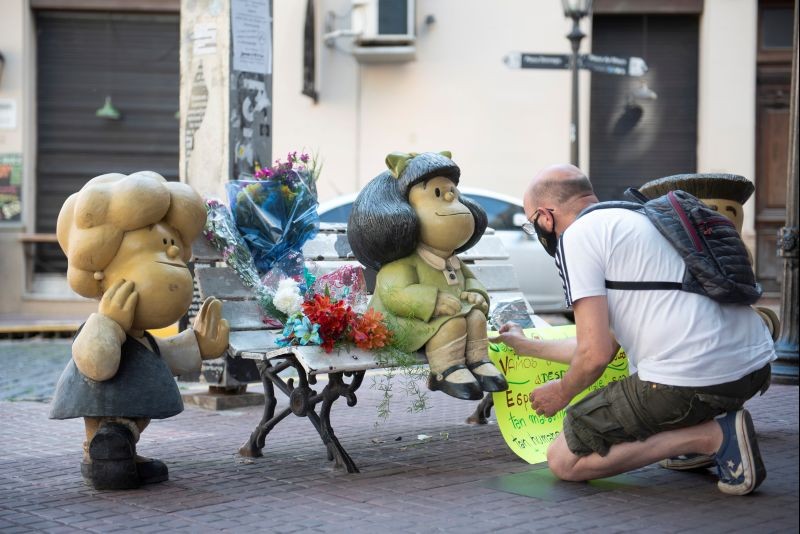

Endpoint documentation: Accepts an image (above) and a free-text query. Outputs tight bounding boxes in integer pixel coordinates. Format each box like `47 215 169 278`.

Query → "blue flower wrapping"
227 171 320 274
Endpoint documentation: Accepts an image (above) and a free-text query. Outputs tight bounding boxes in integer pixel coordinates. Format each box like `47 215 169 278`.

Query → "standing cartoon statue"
49 171 230 490
348 151 508 401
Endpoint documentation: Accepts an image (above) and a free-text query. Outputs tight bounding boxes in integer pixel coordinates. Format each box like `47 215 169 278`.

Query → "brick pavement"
0 341 798 533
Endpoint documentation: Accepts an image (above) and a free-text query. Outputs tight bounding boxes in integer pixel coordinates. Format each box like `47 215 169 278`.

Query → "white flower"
274 278 303 315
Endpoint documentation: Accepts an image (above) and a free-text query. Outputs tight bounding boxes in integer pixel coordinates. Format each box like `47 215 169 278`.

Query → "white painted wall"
697 0 758 249
272 0 592 202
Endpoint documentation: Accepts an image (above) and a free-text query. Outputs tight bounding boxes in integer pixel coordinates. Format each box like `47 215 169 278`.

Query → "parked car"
316 187 569 315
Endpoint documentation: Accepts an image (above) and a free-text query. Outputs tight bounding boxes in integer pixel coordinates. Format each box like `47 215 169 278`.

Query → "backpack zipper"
668 191 703 252
699 218 735 235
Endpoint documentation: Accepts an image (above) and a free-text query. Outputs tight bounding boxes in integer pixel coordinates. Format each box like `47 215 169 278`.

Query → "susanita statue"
49 171 230 490
348 151 508 401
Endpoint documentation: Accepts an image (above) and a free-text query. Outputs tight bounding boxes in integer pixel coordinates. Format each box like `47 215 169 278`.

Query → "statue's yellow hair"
56 171 206 298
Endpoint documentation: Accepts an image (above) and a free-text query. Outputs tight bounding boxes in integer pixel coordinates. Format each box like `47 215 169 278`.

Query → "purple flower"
300 153 310 163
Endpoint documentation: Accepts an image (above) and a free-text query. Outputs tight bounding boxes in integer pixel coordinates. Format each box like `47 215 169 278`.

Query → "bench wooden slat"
196 266 253 300
229 329 282 357
468 264 519 291
241 344 427 376
222 300 271 330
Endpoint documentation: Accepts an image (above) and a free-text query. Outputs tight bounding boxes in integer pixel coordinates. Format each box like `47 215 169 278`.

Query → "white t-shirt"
556 208 775 387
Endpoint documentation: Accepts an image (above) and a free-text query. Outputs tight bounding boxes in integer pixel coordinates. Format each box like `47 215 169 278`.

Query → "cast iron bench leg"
466 393 495 425
239 359 293 457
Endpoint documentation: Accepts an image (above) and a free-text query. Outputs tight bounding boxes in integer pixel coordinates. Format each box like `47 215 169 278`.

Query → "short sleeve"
556 216 608 307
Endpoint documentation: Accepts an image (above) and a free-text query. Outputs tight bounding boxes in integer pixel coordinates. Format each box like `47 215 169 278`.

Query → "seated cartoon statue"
49 171 230 490
348 151 508 401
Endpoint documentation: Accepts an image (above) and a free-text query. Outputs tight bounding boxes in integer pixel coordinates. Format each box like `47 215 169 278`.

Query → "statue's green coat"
369 252 489 352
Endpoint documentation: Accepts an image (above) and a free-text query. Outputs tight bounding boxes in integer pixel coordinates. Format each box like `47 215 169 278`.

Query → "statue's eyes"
435 188 441 197
162 238 168 245
171 239 175 246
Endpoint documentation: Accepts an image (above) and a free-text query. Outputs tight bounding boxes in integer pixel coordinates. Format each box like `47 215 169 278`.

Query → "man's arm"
530 295 619 417
490 322 576 364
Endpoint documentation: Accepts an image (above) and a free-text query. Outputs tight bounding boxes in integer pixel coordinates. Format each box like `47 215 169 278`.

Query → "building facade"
0 0 792 321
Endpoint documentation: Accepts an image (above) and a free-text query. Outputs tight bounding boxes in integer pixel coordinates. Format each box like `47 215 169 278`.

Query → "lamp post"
773 0 799 385
562 0 592 167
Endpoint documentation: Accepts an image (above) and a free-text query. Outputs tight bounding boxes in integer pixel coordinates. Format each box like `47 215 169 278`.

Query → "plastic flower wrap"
227 152 320 274
310 264 369 312
203 198 285 327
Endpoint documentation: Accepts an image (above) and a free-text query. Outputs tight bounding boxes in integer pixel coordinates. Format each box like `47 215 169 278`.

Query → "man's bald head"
524 164 595 214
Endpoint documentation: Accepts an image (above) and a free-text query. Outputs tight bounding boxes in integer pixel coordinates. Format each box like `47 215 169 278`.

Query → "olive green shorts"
562 365 771 457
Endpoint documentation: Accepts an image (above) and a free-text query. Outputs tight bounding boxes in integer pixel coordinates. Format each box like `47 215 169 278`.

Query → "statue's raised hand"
98 279 138 332
193 297 230 359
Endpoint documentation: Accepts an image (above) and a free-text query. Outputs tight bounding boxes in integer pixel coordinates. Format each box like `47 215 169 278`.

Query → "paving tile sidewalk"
0 341 798 533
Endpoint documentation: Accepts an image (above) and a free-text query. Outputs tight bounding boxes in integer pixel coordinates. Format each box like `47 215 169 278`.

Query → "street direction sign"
503 52 570 70
504 51 648 77
579 54 648 76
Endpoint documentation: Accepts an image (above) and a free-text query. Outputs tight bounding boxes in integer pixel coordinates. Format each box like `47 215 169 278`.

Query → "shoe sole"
659 455 716 471
718 410 766 495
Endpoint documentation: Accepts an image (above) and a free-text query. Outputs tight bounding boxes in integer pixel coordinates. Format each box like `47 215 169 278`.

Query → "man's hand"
193 297 230 359
489 322 528 354
98 279 138 332
460 291 488 314
433 292 461 317
530 379 572 417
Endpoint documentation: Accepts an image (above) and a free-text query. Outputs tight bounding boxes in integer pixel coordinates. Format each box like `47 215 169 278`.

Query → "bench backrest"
192 223 536 371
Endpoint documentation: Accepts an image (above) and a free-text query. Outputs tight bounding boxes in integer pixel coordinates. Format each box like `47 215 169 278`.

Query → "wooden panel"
251 345 428 376
468 264 519 291
589 15 699 201
220 300 271 331
758 106 790 210
195 266 253 300
192 238 223 263
228 330 282 357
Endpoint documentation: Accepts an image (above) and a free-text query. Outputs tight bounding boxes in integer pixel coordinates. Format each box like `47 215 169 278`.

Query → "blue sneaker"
715 409 766 495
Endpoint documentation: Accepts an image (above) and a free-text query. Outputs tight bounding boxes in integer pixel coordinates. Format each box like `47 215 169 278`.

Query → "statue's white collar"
416 245 461 285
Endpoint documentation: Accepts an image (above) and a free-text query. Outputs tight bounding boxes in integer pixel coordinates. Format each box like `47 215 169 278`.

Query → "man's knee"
547 436 585 482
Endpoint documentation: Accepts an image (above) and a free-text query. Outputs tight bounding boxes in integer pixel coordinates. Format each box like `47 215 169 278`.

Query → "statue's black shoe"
84 423 139 490
136 457 169 485
468 360 509 392
427 364 484 401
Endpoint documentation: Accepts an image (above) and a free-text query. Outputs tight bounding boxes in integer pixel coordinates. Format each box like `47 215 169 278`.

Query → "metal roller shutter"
35 11 179 272
589 15 699 201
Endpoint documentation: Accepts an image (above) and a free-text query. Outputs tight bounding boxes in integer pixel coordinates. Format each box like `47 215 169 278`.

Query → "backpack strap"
605 280 683 291
577 200 643 219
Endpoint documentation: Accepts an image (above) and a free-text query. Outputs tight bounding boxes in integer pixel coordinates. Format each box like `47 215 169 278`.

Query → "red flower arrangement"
300 294 391 353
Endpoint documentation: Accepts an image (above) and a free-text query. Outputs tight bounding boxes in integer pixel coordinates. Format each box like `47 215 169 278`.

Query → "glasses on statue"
521 208 554 237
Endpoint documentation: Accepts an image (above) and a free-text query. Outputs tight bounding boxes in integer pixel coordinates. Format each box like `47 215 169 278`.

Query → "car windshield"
319 193 524 231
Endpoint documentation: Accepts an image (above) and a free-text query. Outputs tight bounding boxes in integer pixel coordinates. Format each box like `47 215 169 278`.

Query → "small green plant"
371 346 430 424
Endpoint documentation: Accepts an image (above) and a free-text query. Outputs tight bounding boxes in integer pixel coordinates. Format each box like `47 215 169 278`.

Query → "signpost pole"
567 16 584 167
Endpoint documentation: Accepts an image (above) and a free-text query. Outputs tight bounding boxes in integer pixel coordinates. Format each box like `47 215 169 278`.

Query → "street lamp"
562 0 592 167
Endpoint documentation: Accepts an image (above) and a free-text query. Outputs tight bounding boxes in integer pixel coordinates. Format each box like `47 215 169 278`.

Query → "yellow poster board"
488 325 629 464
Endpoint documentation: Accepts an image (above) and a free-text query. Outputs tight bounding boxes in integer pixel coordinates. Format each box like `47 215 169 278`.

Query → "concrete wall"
697 0 758 252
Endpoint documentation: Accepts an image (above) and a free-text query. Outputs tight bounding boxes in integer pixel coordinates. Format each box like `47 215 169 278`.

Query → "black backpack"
578 188 763 305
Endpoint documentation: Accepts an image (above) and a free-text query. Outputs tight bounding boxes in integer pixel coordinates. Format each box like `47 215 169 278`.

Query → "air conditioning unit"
351 0 416 63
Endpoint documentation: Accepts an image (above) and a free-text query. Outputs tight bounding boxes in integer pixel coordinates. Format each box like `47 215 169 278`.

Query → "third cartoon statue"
348 151 508 400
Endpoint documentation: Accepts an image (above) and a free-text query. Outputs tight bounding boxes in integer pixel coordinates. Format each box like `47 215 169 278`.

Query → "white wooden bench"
192 223 548 472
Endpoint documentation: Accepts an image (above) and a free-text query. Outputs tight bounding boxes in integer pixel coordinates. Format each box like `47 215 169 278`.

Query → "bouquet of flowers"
227 151 320 274
277 291 392 353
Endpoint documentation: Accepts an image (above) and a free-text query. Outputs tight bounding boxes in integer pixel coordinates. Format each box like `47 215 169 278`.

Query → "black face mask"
533 214 559 257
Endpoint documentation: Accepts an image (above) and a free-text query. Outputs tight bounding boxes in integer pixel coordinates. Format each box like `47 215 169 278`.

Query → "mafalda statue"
348 151 508 401
49 171 230 490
